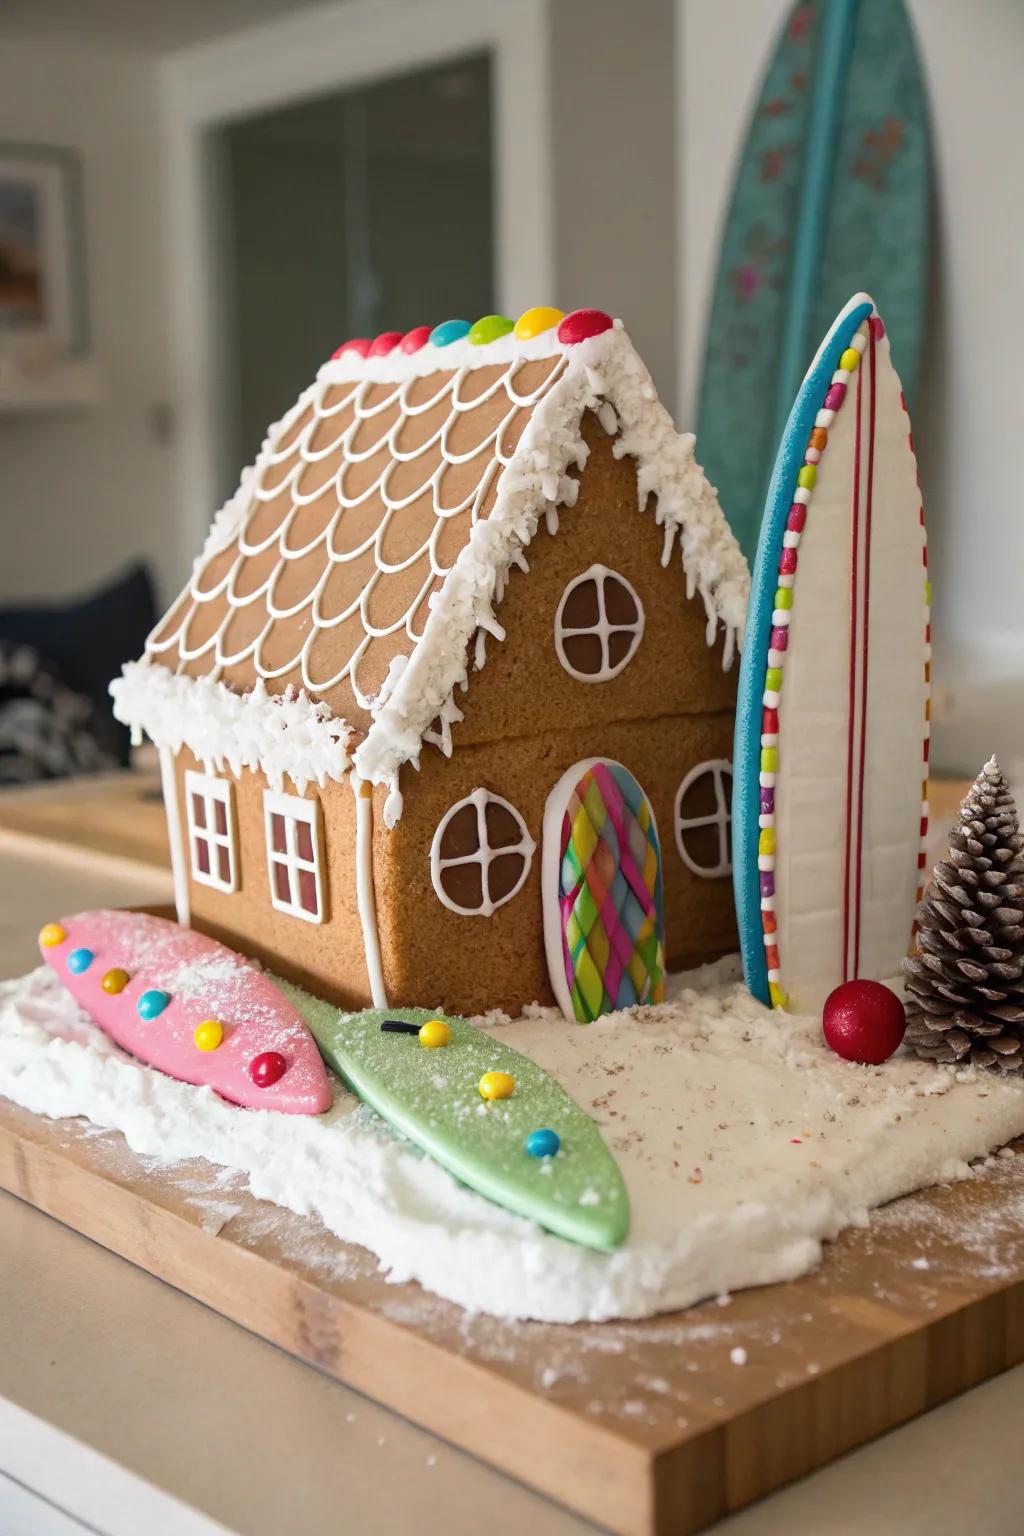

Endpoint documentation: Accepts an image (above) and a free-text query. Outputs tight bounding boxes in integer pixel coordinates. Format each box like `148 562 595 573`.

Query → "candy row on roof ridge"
329 306 614 363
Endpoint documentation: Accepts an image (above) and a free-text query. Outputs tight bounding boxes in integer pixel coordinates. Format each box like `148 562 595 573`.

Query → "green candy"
274 980 630 1251
467 313 514 346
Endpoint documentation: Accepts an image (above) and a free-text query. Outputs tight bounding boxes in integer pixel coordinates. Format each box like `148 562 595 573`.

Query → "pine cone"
903 757 1024 1072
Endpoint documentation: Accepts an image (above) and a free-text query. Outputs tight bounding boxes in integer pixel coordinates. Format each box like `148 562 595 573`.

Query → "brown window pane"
607 630 637 669
561 576 600 630
218 846 231 885
299 868 319 915
296 819 314 862
191 794 206 829
440 860 484 911
561 633 604 676
439 801 480 861
274 861 290 901
214 798 228 836
485 799 524 850
488 850 527 904
196 838 211 875
679 773 719 820
271 814 286 854
603 574 639 626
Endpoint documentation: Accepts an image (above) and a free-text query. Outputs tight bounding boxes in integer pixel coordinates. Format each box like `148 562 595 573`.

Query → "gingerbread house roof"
113 308 749 822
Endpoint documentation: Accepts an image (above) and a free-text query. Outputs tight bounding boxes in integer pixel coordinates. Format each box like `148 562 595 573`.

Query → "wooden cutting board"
3 1094 1024 1536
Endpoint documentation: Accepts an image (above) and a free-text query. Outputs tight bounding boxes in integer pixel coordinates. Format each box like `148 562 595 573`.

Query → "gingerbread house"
112 307 750 1017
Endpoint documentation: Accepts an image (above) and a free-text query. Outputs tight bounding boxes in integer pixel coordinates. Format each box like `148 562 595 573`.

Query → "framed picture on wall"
0 143 93 408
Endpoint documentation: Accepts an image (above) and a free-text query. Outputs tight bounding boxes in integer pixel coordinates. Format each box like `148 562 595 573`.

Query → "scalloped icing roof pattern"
125 321 750 809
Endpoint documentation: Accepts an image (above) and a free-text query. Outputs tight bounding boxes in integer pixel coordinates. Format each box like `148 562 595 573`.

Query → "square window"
184 771 237 894
263 790 325 925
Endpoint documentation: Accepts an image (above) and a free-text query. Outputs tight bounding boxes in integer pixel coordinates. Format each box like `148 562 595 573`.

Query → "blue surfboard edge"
732 292 876 1007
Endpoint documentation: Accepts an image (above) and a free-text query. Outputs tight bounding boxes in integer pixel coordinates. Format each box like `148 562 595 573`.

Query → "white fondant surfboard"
733 293 930 1013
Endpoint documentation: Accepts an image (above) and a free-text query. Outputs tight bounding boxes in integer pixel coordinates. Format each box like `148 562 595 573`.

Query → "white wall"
677 0 1024 778
0 39 177 608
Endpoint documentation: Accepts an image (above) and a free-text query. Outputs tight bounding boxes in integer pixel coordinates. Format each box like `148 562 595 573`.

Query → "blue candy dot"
429 318 471 347
137 988 171 1020
526 1128 560 1159
66 947 94 974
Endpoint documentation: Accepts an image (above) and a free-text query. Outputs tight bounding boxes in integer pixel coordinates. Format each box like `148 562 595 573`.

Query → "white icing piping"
119 324 750 819
112 664 352 796
553 563 645 684
353 325 749 793
351 776 388 1007
159 746 191 926
429 788 535 917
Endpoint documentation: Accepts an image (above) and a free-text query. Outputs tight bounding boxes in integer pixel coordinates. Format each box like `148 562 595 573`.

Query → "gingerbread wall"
373 420 739 1015
175 746 375 1010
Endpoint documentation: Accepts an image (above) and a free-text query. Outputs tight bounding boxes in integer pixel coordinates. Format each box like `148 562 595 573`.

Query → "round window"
554 564 645 682
430 789 536 916
674 760 733 878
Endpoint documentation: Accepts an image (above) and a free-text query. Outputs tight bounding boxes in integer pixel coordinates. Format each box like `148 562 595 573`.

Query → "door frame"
162 0 555 565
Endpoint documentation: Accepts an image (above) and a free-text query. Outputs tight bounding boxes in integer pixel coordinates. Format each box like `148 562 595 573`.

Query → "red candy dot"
870 316 885 340
824 383 846 411
787 504 807 532
249 1051 287 1088
400 326 432 354
822 980 906 1065
369 330 403 357
557 308 614 345
331 338 371 360
779 547 798 575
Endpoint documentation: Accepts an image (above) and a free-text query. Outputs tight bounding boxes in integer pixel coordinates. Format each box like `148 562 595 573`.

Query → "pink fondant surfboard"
39 911 332 1114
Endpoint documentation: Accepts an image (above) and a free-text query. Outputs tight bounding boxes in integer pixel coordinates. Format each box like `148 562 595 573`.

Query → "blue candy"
137 988 171 1020
525 1128 560 1159
66 947 94 974
429 318 471 347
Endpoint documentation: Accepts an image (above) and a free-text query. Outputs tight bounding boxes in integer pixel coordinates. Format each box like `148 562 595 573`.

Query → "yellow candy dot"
194 1019 224 1053
513 305 564 341
39 923 66 948
479 1070 515 1101
419 1019 451 1049
839 347 860 372
101 968 130 995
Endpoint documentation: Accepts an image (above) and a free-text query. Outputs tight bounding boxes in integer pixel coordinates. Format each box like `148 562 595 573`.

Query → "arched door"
542 758 665 1023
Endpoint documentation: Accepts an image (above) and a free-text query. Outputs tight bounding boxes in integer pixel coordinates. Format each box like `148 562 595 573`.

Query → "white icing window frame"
430 788 536 918
553 564 646 684
263 789 326 925
674 759 733 879
184 769 238 893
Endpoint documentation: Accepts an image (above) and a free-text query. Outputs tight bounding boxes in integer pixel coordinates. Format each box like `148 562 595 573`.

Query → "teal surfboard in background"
695 0 931 563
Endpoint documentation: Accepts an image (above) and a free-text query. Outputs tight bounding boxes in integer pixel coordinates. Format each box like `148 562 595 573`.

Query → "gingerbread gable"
113 310 749 821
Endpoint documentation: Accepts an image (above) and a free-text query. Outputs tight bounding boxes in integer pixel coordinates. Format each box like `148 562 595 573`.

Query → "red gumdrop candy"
249 1050 287 1088
822 980 906 1065
557 309 614 345
369 331 403 357
331 338 371 360
400 326 432 354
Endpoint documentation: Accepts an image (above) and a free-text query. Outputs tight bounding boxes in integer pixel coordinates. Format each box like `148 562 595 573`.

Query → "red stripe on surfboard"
852 324 878 978
843 350 863 981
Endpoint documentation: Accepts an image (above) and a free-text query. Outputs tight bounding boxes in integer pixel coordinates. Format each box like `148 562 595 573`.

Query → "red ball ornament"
822 980 906 1065
249 1050 287 1088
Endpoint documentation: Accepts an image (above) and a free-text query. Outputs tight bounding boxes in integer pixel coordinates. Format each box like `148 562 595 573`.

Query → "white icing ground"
4 959 1023 1325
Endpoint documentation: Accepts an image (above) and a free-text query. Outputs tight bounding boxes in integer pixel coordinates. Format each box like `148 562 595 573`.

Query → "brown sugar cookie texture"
112 307 750 1020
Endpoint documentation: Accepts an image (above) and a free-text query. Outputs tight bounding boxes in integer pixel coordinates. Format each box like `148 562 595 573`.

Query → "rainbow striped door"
542 759 665 1023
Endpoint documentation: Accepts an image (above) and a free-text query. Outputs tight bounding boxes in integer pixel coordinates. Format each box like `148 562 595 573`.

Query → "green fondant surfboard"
696 0 930 563
275 982 630 1252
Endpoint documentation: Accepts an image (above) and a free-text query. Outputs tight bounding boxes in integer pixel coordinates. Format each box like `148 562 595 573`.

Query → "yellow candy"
479 1070 515 1101
39 923 66 948
194 1019 224 1053
513 305 564 341
839 347 860 372
419 1019 451 1049
101 968 130 995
